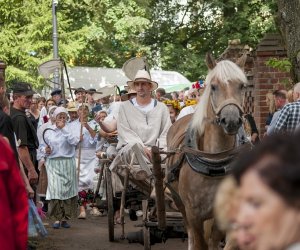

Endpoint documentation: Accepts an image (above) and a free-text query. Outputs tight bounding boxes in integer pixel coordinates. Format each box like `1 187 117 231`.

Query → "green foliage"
145 0 277 80
265 58 292 72
265 58 293 89
0 0 278 88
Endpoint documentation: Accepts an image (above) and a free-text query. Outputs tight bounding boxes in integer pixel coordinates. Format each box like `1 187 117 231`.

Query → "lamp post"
52 0 59 89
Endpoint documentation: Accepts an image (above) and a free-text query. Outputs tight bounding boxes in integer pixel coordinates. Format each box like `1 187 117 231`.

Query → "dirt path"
35 212 188 250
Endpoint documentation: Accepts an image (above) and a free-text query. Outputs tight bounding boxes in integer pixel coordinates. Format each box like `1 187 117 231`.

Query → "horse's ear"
236 52 248 69
205 53 216 70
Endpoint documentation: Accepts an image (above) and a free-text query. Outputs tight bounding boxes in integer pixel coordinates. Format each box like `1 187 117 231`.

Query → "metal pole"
52 0 59 89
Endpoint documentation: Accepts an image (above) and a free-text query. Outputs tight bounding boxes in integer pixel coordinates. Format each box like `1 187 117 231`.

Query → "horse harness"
167 126 249 183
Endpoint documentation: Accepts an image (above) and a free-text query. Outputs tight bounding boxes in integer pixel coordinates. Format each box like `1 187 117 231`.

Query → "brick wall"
253 34 291 135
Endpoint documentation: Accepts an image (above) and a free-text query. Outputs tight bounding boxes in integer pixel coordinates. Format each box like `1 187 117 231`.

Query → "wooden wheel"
105 167 114 242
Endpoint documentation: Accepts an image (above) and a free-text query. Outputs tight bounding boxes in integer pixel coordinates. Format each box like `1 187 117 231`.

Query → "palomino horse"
166 53 248 250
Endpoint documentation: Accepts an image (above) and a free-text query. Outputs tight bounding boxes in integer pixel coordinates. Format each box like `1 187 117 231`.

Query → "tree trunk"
277 0 300 83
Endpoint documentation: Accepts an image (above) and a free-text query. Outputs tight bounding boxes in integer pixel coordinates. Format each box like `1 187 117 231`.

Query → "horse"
166 53 248 250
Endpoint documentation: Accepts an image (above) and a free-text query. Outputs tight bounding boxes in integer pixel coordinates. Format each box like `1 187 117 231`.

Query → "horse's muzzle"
219 105 243 135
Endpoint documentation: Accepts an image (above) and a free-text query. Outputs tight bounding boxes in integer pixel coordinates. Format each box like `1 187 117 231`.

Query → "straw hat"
127 70 158 91
67 101 77 112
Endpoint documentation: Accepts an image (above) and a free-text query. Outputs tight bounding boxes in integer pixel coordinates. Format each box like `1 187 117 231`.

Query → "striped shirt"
274 100 300 133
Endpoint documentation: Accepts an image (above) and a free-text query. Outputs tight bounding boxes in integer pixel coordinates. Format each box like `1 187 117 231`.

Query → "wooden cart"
97 146 186 249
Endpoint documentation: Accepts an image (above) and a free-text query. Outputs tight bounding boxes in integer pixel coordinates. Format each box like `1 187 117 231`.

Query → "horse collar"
184 126 236 177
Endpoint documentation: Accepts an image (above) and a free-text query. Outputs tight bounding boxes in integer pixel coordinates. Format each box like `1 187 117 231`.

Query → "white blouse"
68 119 98 149
44 124 80 158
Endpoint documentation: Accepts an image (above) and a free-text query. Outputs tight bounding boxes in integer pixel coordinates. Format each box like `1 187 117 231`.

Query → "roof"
66 67 191 90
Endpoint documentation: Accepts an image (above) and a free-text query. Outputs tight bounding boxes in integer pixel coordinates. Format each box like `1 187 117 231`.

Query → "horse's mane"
191 60 248 137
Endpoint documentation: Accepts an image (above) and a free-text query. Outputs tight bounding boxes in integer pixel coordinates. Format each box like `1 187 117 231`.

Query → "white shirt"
131 97 155 113
176 105 196 120
44 124 80 158
68 119 98 150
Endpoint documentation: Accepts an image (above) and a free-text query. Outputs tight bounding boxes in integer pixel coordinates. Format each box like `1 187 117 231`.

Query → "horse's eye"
211 85 217 91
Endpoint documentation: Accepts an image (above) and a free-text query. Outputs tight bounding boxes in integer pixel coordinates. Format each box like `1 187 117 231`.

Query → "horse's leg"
204 219 214 244
209 219 225 250
185 208 208 250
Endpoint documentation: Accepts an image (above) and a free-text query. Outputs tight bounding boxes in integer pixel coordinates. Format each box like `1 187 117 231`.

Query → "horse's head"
207 53 248 135
191 53 248 137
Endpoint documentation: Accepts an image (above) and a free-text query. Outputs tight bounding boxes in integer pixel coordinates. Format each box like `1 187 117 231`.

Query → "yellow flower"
163 100 181 111
185 99 197 107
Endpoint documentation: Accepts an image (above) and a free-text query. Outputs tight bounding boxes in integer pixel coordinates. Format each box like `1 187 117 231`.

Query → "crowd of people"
1 63 300 250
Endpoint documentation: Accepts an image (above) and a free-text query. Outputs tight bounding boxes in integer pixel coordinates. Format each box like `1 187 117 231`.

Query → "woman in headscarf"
44 107 80 229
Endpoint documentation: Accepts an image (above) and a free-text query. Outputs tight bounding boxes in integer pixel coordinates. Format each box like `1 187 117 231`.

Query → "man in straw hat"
66 101 78 123
109 69 172 182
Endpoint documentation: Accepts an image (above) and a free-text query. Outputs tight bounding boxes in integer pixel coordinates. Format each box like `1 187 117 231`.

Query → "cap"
51 88 62 96
11 82 36 96
74 87 86 95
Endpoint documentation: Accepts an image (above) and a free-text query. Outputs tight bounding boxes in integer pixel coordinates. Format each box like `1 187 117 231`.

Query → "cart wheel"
142 200 151 250
106 167 114 242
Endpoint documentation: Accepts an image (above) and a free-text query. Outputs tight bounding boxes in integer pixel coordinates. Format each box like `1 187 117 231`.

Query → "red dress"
0 136 28 250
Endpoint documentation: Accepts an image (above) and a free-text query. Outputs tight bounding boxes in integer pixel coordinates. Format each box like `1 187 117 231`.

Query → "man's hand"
28 169 38 184
26 184 35 198
144 147 152 161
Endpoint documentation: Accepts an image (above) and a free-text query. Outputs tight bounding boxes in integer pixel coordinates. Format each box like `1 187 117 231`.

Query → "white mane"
190 60 248 137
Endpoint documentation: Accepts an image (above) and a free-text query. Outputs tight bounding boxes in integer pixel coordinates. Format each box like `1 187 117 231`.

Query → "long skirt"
45 157 77 200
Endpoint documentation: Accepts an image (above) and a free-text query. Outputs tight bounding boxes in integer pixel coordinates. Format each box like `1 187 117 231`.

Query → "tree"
276 0 300 82
145 0 276 81
0 0 280 87
0 0 151 88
